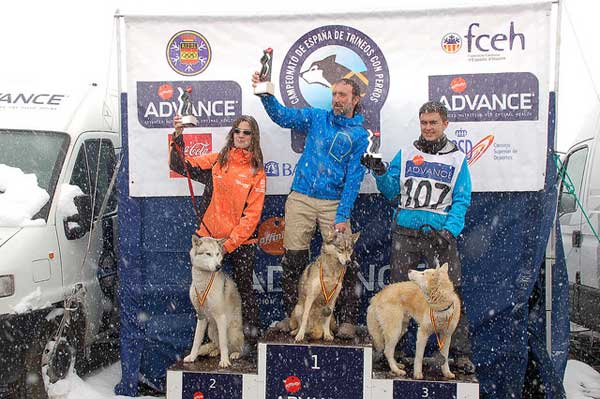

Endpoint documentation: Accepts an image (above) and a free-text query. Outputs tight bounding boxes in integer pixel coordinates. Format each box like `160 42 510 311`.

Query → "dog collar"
436 302 454 313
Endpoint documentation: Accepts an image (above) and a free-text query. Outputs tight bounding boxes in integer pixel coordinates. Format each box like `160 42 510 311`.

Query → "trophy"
366 129 382 159
179 86 198 127
254 48 274 96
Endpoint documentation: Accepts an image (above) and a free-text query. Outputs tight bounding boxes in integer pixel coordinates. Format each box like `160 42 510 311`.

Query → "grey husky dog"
183 235 244 368
290 230 360 342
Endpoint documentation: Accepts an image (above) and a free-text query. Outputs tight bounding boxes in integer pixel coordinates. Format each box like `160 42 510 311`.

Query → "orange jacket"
183 149 266 253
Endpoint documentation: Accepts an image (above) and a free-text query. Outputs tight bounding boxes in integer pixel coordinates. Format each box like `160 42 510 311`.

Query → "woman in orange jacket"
169 115 266 346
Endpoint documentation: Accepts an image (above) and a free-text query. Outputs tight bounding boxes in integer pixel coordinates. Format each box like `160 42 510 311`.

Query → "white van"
558 110 600 332
0 84 120 397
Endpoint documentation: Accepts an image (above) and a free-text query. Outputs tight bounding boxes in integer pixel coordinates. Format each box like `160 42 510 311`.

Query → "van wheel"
14 320 53 398
13 311 83 398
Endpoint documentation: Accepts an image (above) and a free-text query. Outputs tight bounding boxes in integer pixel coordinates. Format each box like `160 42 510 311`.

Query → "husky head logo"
300 54 368 96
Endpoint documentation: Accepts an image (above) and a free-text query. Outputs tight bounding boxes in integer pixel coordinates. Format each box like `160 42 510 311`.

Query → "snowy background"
1 0 600 397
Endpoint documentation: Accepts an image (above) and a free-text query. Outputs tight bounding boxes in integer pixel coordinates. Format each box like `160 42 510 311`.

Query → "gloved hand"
361 154 387 176
172 133 185 150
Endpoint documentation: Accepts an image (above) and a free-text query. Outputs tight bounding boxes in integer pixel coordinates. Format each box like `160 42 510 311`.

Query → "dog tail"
366 304 384 351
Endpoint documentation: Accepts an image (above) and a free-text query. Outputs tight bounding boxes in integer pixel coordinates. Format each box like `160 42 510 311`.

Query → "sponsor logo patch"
166 30 212 76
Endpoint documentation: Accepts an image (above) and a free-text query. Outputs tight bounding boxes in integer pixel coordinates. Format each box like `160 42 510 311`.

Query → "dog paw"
391 365 406 376
413 372 424 380
294 332 305 342
198 344 212 356
209 349 220 357
443 372 456 380
183 354 196 363
323 331 334 341
230 352 241 360
218 358 231 368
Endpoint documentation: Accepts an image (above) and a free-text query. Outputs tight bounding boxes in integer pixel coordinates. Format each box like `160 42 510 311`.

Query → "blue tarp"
115 93 569 398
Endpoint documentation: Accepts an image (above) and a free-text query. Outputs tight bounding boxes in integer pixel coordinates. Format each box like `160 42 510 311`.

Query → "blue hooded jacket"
261 95 368 225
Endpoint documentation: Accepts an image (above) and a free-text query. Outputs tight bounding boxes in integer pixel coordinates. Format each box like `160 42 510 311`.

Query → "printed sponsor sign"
258 217 285 256
137 81 242 129
168 133 212 178
125 4 551 195
429 72 539 122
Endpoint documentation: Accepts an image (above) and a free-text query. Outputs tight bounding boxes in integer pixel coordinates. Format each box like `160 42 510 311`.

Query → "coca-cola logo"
168 133 212 178
186 142 210 157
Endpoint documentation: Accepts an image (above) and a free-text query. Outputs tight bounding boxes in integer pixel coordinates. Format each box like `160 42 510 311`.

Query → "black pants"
226 244 259 334
390 226 472 357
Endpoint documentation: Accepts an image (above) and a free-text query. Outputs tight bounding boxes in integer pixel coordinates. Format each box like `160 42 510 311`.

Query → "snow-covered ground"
45 359 599 398
48 362 163 399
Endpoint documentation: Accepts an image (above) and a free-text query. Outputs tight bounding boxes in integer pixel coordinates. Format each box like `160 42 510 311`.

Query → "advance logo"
428 72 539 122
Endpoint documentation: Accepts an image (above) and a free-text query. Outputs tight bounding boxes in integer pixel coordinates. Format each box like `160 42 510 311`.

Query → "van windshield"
0 130 70 221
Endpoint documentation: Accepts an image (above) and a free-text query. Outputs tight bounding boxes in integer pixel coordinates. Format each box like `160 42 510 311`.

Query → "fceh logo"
137 81 242 128
280 25 390 153
429 72 539 122
442 21 525 61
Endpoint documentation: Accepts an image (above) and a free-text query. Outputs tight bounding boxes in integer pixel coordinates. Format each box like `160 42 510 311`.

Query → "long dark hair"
217 115 264 175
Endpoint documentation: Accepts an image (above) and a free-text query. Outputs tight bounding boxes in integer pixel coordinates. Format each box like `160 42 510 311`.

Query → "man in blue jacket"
252 72 368 339
362 101 475 374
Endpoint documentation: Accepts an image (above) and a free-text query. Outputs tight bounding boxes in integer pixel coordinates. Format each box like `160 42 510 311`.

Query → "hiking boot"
336 323 357 339
455 356 476 374
274 317 291 332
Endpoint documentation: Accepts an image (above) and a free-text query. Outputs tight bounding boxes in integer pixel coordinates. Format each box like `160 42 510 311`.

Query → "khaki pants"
281 191 358 325
283 191 350 250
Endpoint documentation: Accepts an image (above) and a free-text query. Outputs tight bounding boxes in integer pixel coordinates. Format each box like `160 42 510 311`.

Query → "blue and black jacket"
261 95 368 225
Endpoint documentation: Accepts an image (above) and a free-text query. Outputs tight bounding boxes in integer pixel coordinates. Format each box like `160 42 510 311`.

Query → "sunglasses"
233 128 253 136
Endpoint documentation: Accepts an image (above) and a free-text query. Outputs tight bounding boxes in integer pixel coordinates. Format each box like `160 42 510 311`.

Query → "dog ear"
192 234 200 246
325 229 336 243
351 232 360 245
216 238 227 248
439 263 449 273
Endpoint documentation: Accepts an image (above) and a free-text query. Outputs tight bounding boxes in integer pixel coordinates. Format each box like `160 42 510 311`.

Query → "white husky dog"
367 264 461 380
183 235 244 368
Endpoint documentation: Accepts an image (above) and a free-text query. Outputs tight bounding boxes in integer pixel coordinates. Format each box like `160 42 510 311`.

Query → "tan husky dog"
290 230 360 342
183 235 244 368
367 264 460 380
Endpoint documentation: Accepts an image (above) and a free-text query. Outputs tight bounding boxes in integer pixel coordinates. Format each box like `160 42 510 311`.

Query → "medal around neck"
366 129 382 159
180 86 199 127
254 48 275 96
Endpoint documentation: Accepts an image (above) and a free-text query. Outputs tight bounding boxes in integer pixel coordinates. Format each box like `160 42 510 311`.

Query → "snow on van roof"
0 84 118 136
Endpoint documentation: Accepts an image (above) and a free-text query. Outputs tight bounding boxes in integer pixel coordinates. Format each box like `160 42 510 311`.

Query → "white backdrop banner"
123 2 551 196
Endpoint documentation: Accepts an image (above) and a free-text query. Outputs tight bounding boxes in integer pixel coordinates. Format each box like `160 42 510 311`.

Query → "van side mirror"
558 192 577 217
63 194 93 240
